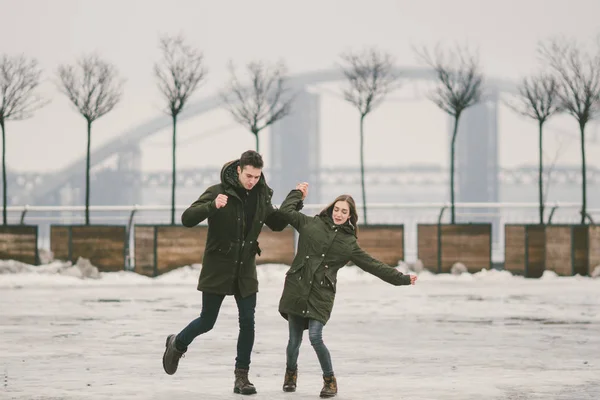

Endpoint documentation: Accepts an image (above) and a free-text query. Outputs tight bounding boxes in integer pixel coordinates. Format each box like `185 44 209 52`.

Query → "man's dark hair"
239 150 264 170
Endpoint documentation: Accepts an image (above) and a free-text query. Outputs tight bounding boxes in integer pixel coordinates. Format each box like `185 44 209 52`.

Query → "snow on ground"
0 260 599 399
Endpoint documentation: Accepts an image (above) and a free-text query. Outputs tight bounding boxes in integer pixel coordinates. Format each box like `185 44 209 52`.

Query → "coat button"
320 281 323 285
321 253 325 257
325 265 329 268
335 229 338 232
250 240 253 243
259 220 263 223
305 256 309 259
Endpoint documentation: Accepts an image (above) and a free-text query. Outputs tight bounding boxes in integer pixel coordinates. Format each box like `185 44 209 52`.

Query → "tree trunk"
450 114 460 224
1 120 6 225
171 114 177 225
85 119 92 226
580 121 587 224
255 131 260 153
359 114 368 225
538 120 544 225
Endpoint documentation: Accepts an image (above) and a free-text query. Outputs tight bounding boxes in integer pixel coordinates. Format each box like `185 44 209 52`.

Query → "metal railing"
5 202 599 265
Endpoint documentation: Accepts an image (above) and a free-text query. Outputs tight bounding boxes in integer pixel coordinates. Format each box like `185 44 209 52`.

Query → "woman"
277 183 417 398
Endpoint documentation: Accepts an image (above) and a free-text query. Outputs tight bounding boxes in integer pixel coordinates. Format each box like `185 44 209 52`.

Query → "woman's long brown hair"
319 194 359 237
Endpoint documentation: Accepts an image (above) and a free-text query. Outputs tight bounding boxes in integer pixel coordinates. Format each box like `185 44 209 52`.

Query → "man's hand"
296 182 309 200
409 275 418 285
214 194 228 209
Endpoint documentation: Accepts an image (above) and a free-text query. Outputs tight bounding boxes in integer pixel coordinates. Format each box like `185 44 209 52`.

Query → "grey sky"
1 0 599 172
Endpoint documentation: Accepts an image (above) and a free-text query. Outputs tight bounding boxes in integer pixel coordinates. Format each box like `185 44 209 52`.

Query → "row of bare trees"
1 34 598 227
0 35 293 225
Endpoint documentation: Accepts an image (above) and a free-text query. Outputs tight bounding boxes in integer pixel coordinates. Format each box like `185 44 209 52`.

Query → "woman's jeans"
176 291 256 370
286 314 334 376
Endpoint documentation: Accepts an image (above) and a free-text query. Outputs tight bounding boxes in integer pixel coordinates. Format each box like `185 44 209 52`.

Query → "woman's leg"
285 315 305 371
307 319 334 377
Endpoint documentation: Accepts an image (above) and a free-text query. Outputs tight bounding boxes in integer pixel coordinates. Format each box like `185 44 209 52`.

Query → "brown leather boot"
234 368 257 395
319 374 337 398
282 368 297 392
162 334 186 375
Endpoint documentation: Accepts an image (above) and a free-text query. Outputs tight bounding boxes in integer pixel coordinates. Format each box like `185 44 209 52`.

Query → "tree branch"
221 60 293 135
57 54 124 122
154 34 207 117
0 54 47 123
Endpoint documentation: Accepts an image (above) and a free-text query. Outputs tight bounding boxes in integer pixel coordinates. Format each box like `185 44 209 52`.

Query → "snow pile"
0 257 100 279
1 257 599 289
451 262 468 275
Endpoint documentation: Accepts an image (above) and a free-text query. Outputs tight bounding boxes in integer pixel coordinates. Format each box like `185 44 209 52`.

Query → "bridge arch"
30 67 516 204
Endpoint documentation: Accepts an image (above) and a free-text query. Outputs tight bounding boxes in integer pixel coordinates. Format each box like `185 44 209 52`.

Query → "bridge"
6 67 595 206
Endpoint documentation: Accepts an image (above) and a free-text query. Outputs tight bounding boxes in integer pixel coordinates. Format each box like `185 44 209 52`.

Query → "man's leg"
233 292 257 394
162 292 225 375
176 292 226 351
233 292 256 369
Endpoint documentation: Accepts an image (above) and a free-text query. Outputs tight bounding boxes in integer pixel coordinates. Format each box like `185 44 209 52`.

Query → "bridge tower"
270 89 321 204
453 92 499 228
91 145 142 205
455 94 499 206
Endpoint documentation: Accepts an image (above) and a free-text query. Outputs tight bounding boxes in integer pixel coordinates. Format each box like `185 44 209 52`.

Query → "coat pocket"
218 242 233 255
324 274 336 293
286 261 305 275
207 241 232 255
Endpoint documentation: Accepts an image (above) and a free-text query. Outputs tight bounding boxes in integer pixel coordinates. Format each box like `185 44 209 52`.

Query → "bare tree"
155 34 207 225
415 44 483 224
57 54 124 225
539 37 600 224
0 54 46 224
507 73 562 224
339 47 398 224
221 60 293 152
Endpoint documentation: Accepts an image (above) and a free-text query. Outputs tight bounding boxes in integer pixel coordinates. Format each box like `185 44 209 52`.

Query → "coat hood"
219 159 267 190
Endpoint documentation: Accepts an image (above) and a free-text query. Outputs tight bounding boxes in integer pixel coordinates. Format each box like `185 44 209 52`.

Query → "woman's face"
332 201 350 225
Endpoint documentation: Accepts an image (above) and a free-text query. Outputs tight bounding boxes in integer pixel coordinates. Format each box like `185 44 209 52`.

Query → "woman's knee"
308 330 324 346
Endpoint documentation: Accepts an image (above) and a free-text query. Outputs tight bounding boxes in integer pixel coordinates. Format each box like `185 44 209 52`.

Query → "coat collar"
320 214 355 236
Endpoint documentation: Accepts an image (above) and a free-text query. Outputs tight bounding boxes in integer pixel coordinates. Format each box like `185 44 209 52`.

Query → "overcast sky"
1 0 599 172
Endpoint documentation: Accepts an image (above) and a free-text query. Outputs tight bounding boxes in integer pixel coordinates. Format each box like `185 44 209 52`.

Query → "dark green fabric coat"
181 159 299 298
277 190 411 326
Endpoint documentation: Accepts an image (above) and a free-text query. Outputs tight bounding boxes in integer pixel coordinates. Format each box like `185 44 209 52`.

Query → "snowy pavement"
1 262 599 400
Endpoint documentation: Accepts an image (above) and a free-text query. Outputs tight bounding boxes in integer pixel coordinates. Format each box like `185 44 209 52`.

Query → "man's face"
237 165 261 190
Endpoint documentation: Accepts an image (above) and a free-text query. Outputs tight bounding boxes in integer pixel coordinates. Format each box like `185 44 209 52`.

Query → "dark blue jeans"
286 314 334 376
176 291 257 370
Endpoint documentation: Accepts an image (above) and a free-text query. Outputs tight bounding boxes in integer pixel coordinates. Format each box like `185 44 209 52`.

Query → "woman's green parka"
277 190 411 326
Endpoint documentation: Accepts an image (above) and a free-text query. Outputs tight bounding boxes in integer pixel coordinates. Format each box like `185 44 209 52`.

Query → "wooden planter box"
134 225 297 277
50 225 127 272
134 225 208 277
505 224 600 277
356 224 404 265
417 223 492 273
0 225 39 265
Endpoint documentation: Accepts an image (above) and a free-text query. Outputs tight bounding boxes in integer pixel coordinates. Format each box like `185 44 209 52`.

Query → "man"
162 150 306 395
